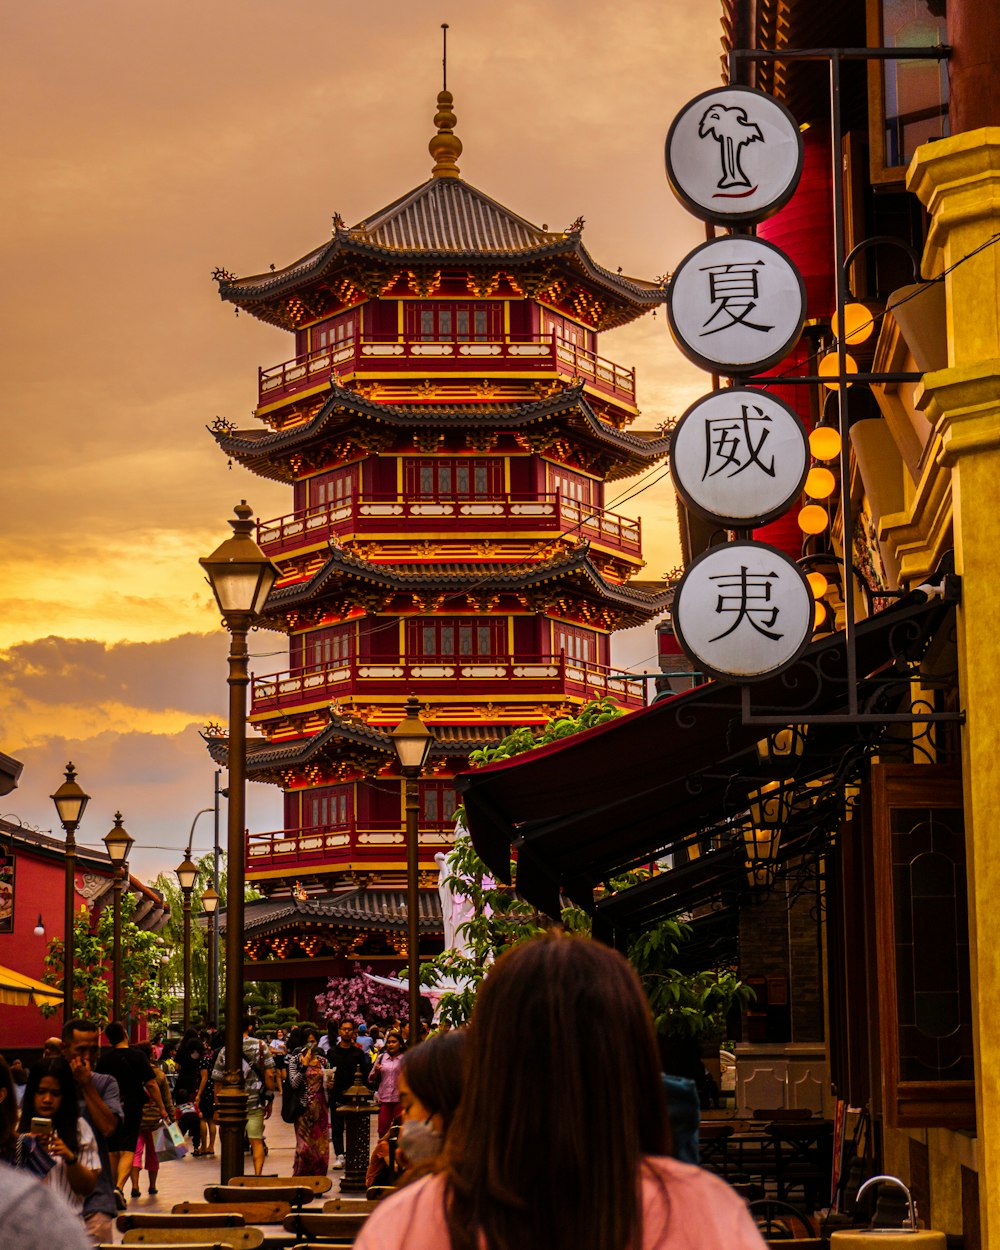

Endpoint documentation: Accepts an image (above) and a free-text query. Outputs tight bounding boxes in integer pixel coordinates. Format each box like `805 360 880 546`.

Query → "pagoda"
207 91 670 1000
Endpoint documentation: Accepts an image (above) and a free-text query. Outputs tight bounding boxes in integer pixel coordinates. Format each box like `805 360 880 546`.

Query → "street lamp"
200 885 220 1026
51 763 90 1023
391 696 433 1043
103 813 135 1024
200 500 278 1183
176 854 198 1031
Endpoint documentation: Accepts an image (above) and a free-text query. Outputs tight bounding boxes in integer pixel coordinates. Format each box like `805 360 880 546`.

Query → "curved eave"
265 543 671 626
218 231 664 332
205 718 510 778
211 382 670 479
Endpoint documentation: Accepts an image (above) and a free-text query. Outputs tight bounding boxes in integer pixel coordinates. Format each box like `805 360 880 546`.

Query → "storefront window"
869 0 949 181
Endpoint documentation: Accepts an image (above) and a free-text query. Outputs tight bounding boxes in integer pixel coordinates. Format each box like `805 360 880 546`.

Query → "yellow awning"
0 965 64 1008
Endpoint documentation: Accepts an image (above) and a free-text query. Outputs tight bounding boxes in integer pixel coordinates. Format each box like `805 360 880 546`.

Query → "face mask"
398 1117 443 1167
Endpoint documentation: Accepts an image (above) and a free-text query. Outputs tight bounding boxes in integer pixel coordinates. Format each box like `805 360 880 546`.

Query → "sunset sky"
2 0 720 880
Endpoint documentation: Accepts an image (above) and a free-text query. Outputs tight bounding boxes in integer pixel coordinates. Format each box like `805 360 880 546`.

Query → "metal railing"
257 333 637 404
251 654 648 715
256 493 641 559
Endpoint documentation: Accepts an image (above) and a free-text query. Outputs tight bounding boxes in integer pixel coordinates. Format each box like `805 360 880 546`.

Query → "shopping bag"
152 1122 189 1160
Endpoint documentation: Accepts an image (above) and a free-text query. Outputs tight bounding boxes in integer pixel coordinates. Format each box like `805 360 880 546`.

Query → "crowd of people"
0 934 769 1249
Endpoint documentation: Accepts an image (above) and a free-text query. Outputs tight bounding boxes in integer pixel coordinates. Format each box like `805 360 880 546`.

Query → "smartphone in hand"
29 1117 52 1139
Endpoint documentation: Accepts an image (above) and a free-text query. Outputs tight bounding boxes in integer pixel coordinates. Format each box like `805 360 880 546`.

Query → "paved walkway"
119 1113 370 1241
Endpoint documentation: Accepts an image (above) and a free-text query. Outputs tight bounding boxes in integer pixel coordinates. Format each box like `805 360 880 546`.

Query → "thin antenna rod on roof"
442 22 449 91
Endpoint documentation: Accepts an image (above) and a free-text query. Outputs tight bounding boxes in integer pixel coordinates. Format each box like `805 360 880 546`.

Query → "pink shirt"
371 1051 404 1104
355 1156 767 1250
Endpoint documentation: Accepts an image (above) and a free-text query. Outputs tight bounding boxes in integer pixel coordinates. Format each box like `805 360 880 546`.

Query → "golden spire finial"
429 23 461 178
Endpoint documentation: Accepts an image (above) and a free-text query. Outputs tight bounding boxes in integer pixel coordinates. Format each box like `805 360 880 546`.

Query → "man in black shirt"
325 1019 370 1167
97 1020 167 1208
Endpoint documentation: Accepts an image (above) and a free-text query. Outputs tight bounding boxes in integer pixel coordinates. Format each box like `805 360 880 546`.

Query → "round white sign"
670 389 809 527
667 236 806 376
672 540 814 682
665 86 804 225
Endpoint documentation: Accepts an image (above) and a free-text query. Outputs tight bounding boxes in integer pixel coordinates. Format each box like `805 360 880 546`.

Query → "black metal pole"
182 886 192 1031
829 51 859 716
63 825 77 1023
405 773 421 1042
212 769 221 1025
218 622 250 1184
112 868 123 1023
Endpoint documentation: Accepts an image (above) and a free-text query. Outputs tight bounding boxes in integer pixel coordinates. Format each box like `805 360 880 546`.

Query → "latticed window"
409 617 503 661
407 458 501 499
303 625 353 669
406 302 502 342
553 623 597 664
310 466 357 509
311 313 356 350
308 785 352 830
420 782 459 825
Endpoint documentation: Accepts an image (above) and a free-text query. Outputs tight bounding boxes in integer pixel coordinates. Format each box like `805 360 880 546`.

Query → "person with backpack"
211 1016 275 1176
284 1026 330 1176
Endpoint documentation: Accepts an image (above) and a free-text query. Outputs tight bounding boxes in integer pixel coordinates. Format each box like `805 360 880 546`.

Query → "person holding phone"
285 1026 329 1177
18 1058 99 1221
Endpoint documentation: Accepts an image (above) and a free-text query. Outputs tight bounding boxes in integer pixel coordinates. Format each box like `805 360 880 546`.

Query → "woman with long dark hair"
368 1029 405 1136
286 1025 330 1176
356 935 765 1250
18 1058 99 1213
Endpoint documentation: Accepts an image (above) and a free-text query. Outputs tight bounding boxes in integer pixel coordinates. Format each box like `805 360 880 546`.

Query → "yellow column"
909 129 1000 1244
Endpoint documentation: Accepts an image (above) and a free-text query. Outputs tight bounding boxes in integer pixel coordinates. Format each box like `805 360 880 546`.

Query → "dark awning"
459 586 957 928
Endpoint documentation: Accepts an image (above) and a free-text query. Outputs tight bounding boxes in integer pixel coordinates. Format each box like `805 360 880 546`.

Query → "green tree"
421 697 752 1037
153 851 263 1030
41 892 172 1028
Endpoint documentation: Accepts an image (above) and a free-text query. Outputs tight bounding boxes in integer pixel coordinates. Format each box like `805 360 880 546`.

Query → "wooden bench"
118 1214 246 1233
121 1232 264 1248
284 1210 369 1239
100 1244 239 1250
205 1184 317 1208
227 1174 332 1196
322 1197 380 1214
172 1201 291 1225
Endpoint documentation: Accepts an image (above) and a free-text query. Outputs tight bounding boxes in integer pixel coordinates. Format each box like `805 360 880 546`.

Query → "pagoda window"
308 784 353 830
540 309 595 353
409 617 504 661
406 302 502 343
407 458 501 499
309 466 358 511
420 782 460 826
553 622 598 665
549 465 597 506
303 624 353 670
311 312 356 351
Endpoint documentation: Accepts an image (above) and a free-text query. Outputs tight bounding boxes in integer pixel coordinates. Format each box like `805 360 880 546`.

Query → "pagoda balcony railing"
257 493 641 560
257 332 637 406
247 818 456 872
251 654 648 717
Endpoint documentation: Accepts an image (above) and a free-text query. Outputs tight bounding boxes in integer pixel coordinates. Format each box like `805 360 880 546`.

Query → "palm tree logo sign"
665 85 803 226
698 104 763 197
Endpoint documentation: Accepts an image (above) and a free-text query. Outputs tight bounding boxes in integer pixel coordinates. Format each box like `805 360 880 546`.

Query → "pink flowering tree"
315 965 409 1026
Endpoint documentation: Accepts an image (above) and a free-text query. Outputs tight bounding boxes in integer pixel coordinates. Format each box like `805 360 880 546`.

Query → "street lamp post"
51 763 91 1024
103 813 135 1024
199 500 278 1183
201 885 220 1025
176 854 198 1031
390 696 433 1043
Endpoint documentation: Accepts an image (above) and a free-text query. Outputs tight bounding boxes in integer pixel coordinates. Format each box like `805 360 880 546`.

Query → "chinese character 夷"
708 565 784 642
702 403 776 481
